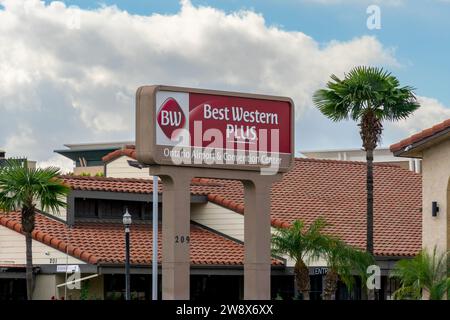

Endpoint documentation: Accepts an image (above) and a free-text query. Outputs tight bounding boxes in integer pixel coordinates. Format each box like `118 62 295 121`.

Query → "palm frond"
390 247 450 300
0 160 70 215
323 238 374 290
271 217 331 263
313 66 420 124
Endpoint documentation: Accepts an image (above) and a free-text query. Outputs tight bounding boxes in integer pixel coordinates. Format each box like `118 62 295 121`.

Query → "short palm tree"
322 238 374 300
272 218 331 300
0 160 70 300
313 66 420 255
390 247 450 300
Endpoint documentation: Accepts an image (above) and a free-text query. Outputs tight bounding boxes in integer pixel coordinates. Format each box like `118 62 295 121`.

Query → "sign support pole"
149 165 282 300
154 169 191 300
243 180 272 300
152 174 159 300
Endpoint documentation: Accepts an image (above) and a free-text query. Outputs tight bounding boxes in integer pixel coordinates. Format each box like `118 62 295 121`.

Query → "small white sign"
56 265 80 273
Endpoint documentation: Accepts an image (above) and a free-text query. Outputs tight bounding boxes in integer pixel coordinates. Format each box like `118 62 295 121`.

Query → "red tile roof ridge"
60 175 222 186
60 175 150 183
102 148 136 163
390 118 450 153
0 212 99 264
295 157 404 168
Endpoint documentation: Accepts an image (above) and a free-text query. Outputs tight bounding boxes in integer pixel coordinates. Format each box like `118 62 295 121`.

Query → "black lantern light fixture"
432 201 439 217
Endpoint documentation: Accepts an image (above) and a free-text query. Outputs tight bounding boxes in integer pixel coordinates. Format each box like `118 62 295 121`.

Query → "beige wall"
191 202 245 241
422 139 450 253
33 274 58 300
0 225 84 265
105 156 151 179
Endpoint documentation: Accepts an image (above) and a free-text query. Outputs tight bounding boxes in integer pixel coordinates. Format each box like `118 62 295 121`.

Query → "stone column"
158 172 192 300
243 180 272 300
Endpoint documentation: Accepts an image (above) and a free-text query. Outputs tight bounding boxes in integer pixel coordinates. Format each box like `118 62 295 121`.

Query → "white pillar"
409 159 415 172
415 159 421 173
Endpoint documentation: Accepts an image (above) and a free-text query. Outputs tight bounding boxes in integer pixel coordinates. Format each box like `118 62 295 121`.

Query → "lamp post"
123 208 132 301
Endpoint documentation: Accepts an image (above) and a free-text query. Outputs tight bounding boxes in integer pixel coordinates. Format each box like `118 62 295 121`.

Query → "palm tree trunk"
366 148 375 300
366 148 374 255
323 269 339 300
22 205 36 300
294 259 310 300
25 231 33 300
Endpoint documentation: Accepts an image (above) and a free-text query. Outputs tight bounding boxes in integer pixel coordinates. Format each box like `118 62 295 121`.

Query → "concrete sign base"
149 165 282 300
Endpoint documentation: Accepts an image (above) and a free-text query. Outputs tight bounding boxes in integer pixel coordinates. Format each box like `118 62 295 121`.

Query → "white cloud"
0 0 446 169
393 96 450 134
3 126 37 158
37 154 74 174
375 95 449 148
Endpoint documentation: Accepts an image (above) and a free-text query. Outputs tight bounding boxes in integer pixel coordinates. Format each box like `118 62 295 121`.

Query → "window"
74 198 161 221
104 274 152 300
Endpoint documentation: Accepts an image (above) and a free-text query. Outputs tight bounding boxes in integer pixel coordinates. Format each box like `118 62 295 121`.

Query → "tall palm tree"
390 247 449 300
322 238 374 300
313 66 420 255
272 218 331 300
0 160 70 300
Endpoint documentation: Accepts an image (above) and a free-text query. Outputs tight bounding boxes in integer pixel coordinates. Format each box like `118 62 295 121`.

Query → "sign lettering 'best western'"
136 85 294 172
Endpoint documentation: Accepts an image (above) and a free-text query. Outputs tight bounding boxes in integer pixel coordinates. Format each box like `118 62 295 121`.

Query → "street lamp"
123 207 132 301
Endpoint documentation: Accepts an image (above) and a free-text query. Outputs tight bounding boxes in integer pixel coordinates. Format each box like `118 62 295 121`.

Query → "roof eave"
392 128 450 159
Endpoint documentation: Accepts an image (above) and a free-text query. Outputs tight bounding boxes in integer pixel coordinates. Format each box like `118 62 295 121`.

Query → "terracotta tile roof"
102 147 136 163
60 175 223 195
390 118 450 153
54 147 425 257
0 212 282 266
101 148 422 256
205 159 422 257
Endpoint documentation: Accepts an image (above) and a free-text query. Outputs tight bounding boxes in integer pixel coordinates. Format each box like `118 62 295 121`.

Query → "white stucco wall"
105 155 151 179
0 225 84 265
191 202 245 241
32 274 59 300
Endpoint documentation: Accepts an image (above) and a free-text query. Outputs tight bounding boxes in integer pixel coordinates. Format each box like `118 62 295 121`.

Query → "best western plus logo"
157 97 186 140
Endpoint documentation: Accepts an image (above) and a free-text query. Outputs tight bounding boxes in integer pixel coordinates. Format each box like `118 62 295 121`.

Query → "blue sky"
47 0 450 106
1 0 449 169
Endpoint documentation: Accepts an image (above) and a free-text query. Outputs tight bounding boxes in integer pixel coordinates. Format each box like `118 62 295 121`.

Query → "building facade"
391 119 450 254
1 144 423 300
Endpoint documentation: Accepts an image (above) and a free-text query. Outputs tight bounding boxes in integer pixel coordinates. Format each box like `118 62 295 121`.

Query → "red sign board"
136 85 294 172
188 93 291 153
